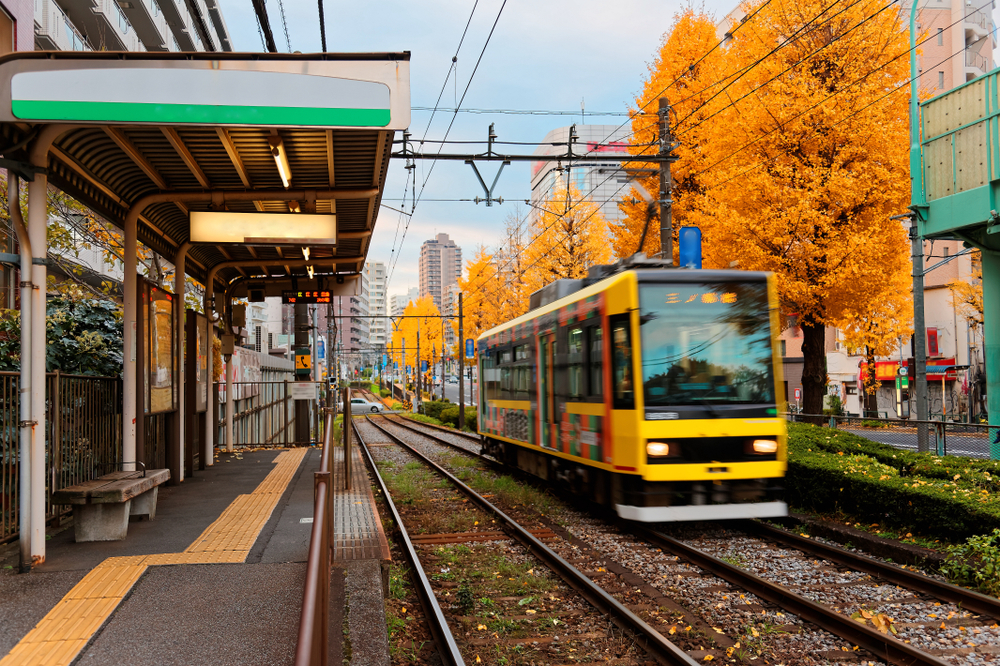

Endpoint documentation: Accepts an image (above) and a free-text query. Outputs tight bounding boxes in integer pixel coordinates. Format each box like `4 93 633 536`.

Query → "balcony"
966 48 990 80
57 0 142 50
154 0 196 51
118 0 170 50
35 0 91 50
965 7 990 39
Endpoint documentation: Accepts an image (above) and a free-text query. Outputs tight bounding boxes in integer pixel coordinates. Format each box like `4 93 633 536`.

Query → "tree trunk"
864 346 879 417
800 317 827 423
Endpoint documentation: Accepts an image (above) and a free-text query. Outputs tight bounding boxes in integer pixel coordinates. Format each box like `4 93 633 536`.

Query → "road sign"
793 387 801 401
318 339 325 360
465 338 475 359
421 360 428 372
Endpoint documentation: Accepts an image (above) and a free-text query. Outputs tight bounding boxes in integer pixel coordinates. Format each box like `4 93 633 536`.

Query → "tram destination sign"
282 290 332 304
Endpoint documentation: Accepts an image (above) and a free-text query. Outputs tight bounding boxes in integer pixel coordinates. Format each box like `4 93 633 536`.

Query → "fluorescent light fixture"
287 201 301 213
306 265 315 279
268 135 291 188
190 211 337 244
302 247 310 261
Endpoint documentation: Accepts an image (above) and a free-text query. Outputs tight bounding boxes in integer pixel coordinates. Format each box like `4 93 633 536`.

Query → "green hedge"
803 424 1000 491
440 406 477 428
787 423 1000 541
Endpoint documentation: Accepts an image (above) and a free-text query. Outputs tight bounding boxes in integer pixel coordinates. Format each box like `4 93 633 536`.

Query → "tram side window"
588 325 603 399
610 315 634 409
484 353 501 402
499 348 513 400
567 327 584 399
513 344 530 394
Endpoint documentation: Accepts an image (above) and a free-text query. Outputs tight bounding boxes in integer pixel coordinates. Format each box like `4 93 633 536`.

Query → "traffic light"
907 357 915 382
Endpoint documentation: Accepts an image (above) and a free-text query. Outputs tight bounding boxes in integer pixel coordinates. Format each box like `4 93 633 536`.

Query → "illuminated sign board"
190 211 336 244
282 290 332 304
664 292 738 305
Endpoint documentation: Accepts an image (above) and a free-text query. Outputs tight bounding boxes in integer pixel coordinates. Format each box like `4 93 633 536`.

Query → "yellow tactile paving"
0 447 308 666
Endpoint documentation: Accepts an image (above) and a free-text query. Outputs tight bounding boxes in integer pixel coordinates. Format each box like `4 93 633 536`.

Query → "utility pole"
911 223 930 451
294 303 309 444
658 97 676 265
441 338 446 402
458 293 465 429
416 328 421 413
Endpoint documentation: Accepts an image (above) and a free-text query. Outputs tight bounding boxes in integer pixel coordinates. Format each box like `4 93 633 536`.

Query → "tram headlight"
749 439 779 454
646 441 677 457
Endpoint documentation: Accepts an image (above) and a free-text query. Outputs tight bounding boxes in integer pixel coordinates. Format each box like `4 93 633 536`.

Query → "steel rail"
393 414 483 443
636 528 952 666
352 421 466 666
365 415 700 666
743 520 1000 618
383 415 483 455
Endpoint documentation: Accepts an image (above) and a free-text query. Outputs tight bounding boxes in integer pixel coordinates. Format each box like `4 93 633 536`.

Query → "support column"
226 350 235 453
10 174 33 572
204 319 214 466
27 160 48 567
911 227 930 451
982 251 1000 458
172 243 191 482
123 211 138 471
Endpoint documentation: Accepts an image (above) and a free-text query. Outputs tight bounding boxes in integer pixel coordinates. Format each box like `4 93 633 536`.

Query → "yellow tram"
476 260 787 522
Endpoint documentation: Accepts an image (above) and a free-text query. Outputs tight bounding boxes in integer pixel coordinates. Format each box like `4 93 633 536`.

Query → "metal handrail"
294 412 334 666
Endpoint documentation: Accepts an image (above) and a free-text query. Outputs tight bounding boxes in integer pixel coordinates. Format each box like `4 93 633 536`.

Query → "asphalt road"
841 427 995 459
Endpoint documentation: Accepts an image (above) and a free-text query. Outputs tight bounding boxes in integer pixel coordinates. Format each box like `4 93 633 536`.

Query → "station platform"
0 437 393 666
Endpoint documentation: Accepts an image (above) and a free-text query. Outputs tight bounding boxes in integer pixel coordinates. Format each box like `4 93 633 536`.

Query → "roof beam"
326 129 336 216
104 127 188 216
216 128 263 211
162 127 211 189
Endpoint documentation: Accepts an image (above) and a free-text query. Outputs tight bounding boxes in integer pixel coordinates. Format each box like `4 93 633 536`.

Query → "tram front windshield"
639 281 775 407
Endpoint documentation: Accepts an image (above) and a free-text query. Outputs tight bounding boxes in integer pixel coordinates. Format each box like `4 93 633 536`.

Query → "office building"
530 125 632 225
418 233 462 312
390 286 420 317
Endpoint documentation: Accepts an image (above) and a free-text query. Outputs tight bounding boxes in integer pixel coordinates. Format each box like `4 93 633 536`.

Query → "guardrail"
1 371 123 544
294 410 334 666
788 413 1000 459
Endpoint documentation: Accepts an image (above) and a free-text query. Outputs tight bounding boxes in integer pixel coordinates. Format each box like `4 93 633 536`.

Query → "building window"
938 71 945 89
779 339 787 357
937 27 943 45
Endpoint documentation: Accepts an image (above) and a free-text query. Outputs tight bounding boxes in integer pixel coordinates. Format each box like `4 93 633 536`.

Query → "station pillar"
982 251 1000 458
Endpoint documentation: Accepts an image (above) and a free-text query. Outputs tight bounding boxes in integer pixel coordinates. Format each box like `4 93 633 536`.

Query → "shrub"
940 529 1000 596
422 400 451 420
439 406 459 426
380 388 391 398
391 401 404 411
786 423 1000 541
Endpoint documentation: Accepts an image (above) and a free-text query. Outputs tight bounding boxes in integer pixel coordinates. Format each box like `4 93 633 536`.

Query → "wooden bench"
52 469 170 542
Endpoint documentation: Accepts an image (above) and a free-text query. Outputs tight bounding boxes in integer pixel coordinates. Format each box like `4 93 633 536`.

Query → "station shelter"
0 51 410 568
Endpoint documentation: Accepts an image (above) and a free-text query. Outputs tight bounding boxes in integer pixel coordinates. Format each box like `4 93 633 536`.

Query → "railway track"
356 416 700 666
365 414 1000 665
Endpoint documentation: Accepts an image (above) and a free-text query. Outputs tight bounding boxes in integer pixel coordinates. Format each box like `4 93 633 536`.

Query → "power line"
317 0 326 51
276 0 291 52
388 0 509 291
411 106 632 117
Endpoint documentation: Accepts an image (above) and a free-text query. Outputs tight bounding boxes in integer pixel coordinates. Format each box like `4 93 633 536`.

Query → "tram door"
539 333 556 449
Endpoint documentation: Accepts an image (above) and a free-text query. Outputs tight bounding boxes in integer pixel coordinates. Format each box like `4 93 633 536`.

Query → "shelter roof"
0 51 410 287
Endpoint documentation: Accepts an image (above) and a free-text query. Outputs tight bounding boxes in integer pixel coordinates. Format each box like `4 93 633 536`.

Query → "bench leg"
72 501 132 542
130 487 158 520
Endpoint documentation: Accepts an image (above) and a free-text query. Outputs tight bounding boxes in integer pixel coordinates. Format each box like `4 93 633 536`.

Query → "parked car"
350 397 385 413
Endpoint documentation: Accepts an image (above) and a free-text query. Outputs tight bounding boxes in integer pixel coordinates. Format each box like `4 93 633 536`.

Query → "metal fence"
788 413 1000 459
0 371 123 544
215 381 307 447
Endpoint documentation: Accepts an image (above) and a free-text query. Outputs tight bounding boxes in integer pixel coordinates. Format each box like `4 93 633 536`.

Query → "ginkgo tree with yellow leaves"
631 0 914 415
390 296 445 387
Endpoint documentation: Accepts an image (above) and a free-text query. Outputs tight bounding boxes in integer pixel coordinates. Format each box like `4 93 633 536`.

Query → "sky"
214 0 739 299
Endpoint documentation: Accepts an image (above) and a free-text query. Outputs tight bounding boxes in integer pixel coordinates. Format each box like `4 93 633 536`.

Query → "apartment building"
365 261 387 350
389 287 419 317
35 0 231 53
418 233 462 313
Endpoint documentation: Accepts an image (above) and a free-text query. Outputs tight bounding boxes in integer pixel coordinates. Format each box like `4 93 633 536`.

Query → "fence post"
284 379 289 447
342 387 352 490
935 421 946 456
52 370 60 525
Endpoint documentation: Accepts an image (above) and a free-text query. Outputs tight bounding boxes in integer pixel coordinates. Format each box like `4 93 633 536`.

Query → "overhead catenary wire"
383 1 481 290
387 0 509 291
